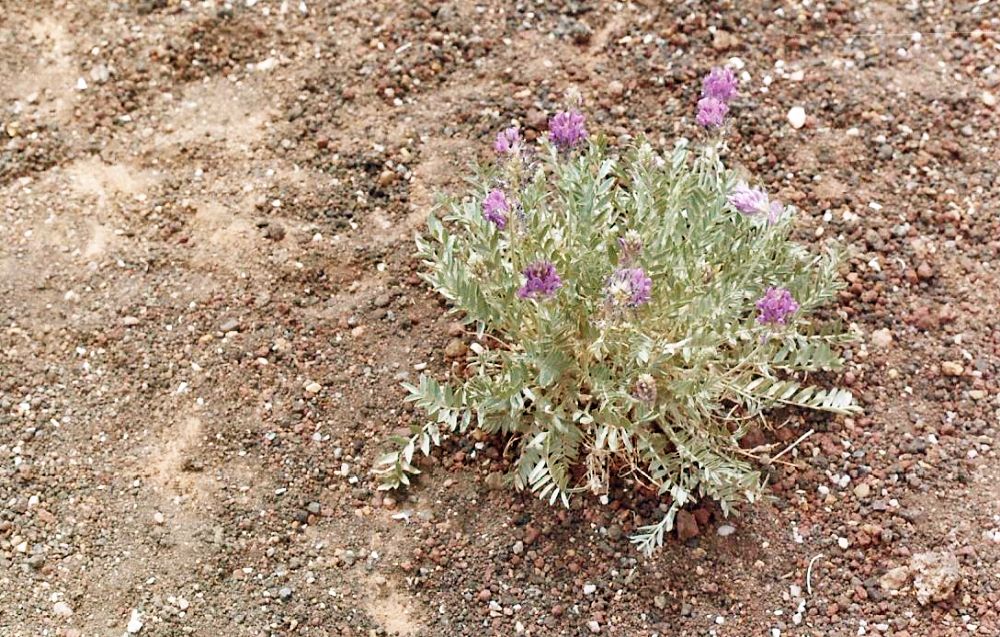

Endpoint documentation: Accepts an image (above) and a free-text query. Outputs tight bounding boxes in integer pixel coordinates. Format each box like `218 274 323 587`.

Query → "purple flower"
517 261 562 299
702 67 738 103
728 184 785 225
756 287 800 325
493 126 521 154
728 185 769 215
548 110 588 149
696 97 729 128
482 189 510 229
606 267 653 308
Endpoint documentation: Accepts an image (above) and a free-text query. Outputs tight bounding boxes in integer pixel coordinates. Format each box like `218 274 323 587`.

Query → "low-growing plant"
377 69 859 554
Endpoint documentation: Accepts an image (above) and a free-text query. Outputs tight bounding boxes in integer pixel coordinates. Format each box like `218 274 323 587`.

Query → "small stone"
53 601 73 618
676 510 699 541
941 361 963 377
512 541 524 555
969 390 986 401
716 524 736 537
126 609 143 633
654 595 667 610
153 511 165 525
870 329 893 350
583 583 597 595
122 316 140 326
341 550 357 566
608 80 624 97
916 262 934 280
880 565 911 591
911 551 960 605
837 537 850 550
983 91 997 107
587 620 601 633
219 318 239 332
378 169 397 188
477 589 491 602
279 587 293 600
853 483 871 499
307 501 321 514
304 381 322 394
787 106 807 129
444 338 468 359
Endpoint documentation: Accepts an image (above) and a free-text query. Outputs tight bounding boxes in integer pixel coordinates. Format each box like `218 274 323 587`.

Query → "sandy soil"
1 1 999 636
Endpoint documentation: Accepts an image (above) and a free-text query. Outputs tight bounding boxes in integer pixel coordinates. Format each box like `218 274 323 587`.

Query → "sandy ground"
2 1 999 636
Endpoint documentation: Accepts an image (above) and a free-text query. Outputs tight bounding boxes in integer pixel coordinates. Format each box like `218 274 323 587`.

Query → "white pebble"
53 601 73 618
126 609 143 633
787 106 806 129
837 537 850 550
583 583 597 595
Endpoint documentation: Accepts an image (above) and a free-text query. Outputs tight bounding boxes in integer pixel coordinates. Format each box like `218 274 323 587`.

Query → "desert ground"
1 1 999 635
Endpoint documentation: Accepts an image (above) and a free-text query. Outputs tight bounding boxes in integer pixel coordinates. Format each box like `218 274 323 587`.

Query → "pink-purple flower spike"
696 97 729 128
702 67 739 102
517 261 563 299
493 126 521 154
728 184 785 225
482 189 510 229
756 287 800 325
606 267 653 308
548 110 588 149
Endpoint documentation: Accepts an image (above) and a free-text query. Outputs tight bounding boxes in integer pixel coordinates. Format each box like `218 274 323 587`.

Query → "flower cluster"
482 188 510 229
517 261 563 299
606 267 653 308
728 184 784 224
756 287 800 325
697 66 739 129
548 110 588 149
494 126 521 155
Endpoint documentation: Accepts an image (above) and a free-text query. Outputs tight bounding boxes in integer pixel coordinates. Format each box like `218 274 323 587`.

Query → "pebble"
676 510 699 541
52 601 73 618
583 583 597 595
304 381 322 394
126 609 143 633
444 338 468 359
787 106 807 129
940 361 963 377
869 329 893 350
911 551 961 605
477 589 491 601
853 483 871 499
587 620 601 633
983 91 997 107
279 586 293 600
716 524 736 537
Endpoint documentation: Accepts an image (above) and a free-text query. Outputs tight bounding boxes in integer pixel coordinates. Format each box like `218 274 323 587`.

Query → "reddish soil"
1 1 999 636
